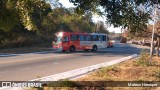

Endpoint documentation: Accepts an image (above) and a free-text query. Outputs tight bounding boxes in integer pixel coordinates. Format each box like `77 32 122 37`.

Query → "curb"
0 54 138 90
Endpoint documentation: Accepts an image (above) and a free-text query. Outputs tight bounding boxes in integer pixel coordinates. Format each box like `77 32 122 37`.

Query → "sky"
58 0 122 33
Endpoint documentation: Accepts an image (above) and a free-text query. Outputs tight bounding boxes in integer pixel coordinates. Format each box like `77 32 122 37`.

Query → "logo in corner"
2 82 12 87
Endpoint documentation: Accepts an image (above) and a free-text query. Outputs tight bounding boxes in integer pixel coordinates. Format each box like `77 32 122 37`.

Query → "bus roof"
56 31 88 35
55 31 107 36
89 33 107 35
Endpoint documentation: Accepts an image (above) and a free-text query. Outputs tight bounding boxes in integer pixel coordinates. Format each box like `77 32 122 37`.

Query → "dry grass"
78 57 160 81
75 56 160 90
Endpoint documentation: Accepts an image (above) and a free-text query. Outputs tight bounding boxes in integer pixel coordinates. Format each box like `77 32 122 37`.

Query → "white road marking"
53 63 59 65
22 68 31 70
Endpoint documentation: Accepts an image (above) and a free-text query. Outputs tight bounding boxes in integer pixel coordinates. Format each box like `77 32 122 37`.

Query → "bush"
0 35 52 49
93 65 120 78
136 49 150 66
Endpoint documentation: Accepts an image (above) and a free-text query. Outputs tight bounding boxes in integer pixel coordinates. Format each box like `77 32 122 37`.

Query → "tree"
43 7 96 33
0 0 53 47
95 21 109 34
0 0 103 49
148 19 160 57
17 0 52 37
0 0 19 31
69 0 160 57
70 0 151 34
0 0 52 32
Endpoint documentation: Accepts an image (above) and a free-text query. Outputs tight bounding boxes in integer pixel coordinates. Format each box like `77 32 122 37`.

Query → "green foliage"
0 0 19 31
17 0 52 31
94 65 119 78
0 24 52 49
0 0 52 32
136 49 150 66
0 0 99 49
48 79 77 87
101 65 119 73
42 7 96 33
0 33 51 49
69 0 152 36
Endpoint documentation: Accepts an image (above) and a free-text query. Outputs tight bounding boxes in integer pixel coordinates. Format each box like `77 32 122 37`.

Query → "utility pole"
150 4 157 64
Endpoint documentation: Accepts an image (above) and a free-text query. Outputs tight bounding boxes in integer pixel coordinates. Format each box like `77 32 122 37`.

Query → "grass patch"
74 56 159 90
136 49 150 66
152 70 160 80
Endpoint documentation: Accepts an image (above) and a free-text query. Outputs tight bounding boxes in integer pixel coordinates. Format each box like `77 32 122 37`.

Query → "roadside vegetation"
32 50 160 90
76 50 160 90
0 0 109 51
75 50 159 90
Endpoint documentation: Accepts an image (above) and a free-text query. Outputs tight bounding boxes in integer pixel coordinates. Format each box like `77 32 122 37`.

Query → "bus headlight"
59 32 63 37
111 40 115 43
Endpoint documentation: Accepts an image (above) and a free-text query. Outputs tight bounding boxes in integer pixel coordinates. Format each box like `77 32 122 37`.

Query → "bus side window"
85 35 91 41
92 35 98 41
99 35 103 41
103 35 106 41
63 36 69 42
79 35 85 41
77 35 79 41
71 35 78 41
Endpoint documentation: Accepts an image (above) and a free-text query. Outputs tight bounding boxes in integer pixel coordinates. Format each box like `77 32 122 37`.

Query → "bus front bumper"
52 46 62 52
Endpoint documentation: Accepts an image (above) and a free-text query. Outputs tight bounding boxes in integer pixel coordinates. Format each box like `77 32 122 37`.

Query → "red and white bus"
52 32 109 52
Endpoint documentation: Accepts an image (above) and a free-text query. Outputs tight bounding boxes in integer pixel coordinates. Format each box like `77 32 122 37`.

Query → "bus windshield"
54 36 62 44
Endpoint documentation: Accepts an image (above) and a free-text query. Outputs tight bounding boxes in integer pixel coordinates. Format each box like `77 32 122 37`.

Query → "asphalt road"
0 43 145 81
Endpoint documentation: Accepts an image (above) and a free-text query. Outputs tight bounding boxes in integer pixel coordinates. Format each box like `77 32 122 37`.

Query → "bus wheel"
84 49 89 52
70 46 75 52
92 45 97 52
